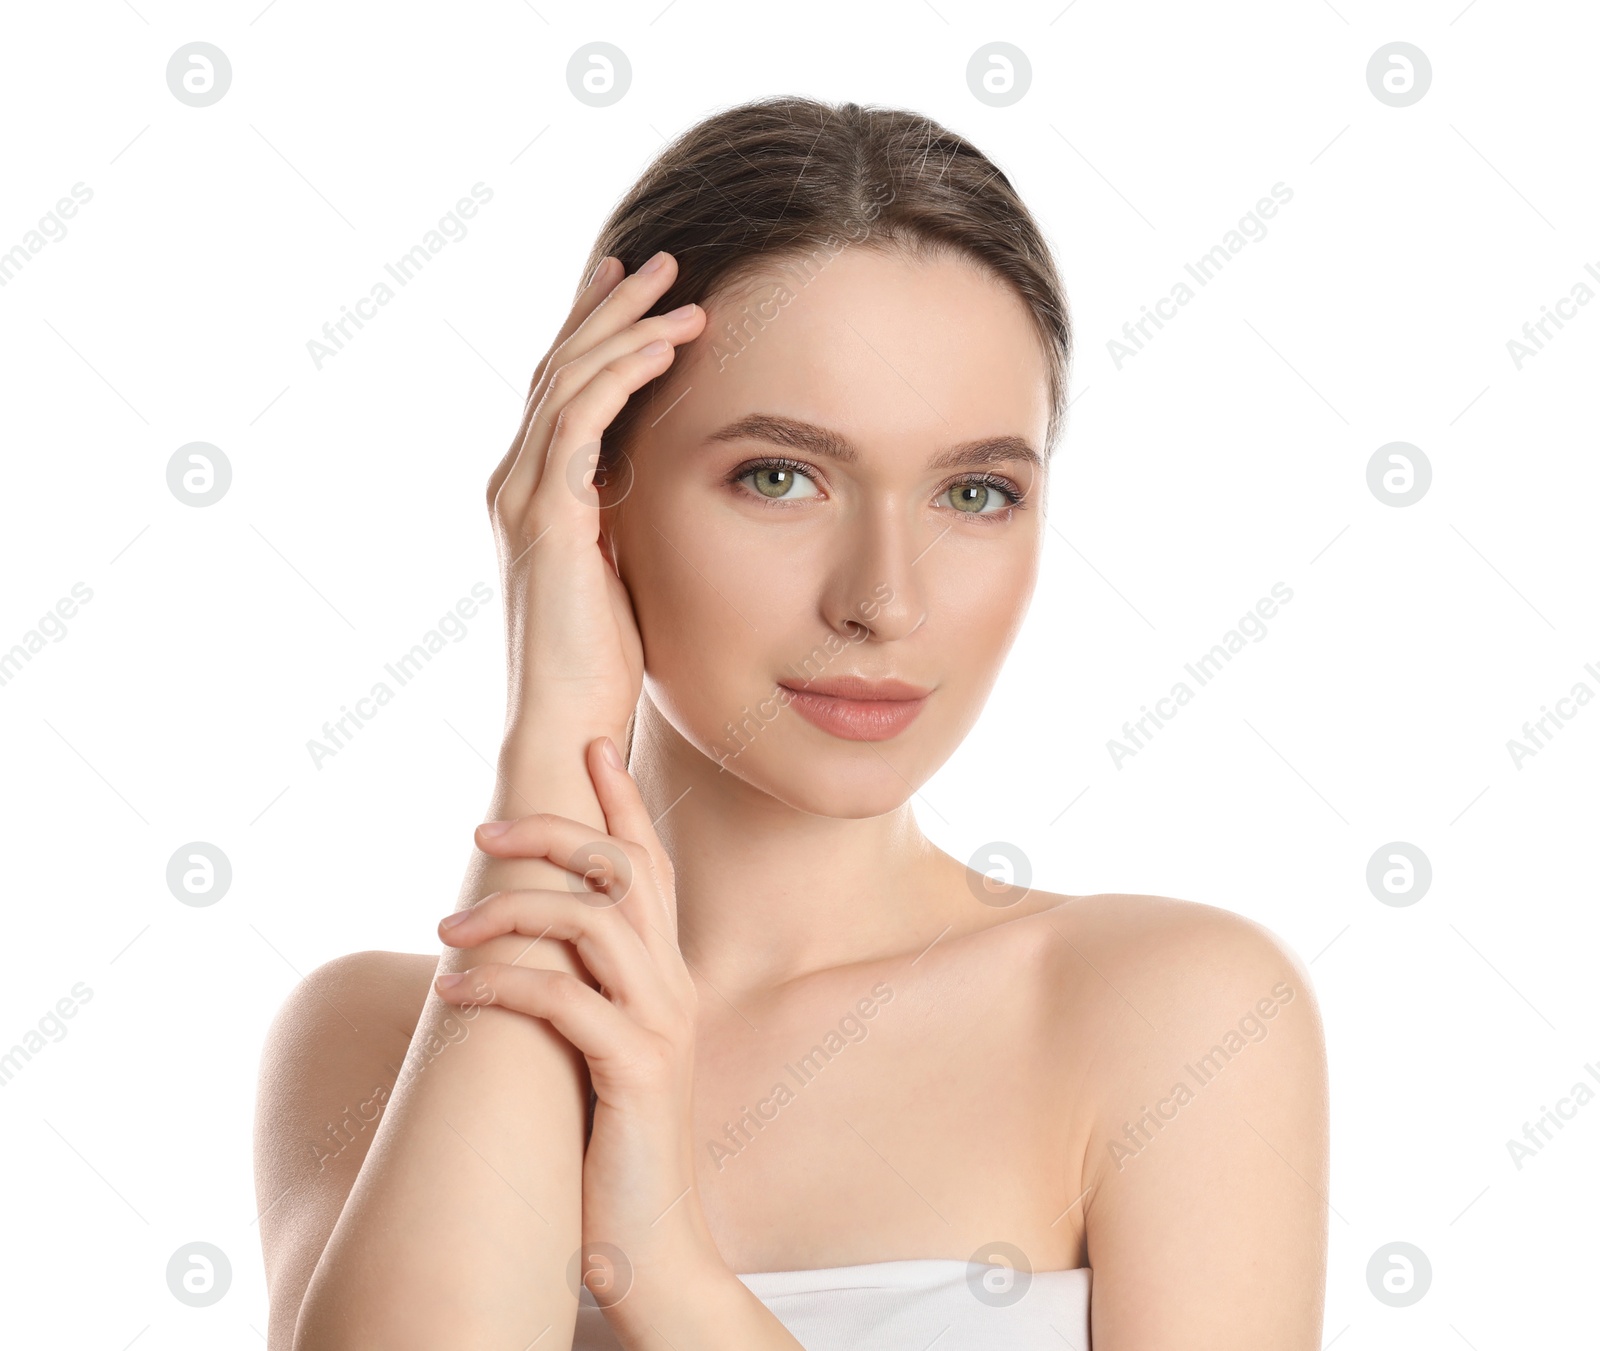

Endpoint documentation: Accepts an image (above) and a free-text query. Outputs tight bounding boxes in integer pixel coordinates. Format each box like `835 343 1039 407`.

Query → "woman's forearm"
293 712 629 1351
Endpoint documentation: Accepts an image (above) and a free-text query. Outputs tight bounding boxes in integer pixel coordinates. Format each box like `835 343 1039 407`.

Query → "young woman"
254 96 1330 1350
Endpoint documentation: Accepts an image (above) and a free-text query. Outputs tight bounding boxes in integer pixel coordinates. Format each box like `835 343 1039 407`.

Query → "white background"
1 1 1594 1346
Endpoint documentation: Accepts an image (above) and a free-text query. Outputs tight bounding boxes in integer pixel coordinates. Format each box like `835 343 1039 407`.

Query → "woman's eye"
742 464 821 501
944 480 1015 515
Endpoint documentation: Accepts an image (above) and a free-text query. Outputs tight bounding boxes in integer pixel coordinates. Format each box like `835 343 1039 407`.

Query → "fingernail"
437 972 465 990
640 338 670 356
439 909 472 930
479 820 513 837
585 255 613 287
639 251 668 275
601 736 624 770
667 302 698 319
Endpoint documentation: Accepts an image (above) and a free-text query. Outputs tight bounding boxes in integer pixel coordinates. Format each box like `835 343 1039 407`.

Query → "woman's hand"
432 735 725 1316
485 251 707 744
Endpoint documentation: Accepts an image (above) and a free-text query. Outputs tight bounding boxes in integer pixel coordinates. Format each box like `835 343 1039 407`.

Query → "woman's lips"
776 682 930 741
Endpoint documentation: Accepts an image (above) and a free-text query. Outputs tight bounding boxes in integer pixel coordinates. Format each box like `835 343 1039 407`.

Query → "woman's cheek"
634 572 747 736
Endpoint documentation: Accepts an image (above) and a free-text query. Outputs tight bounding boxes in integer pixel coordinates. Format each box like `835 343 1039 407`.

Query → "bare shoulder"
254 948 437 1174
1029 889 1318 1014
1015 889 1328 1176
278 947 437 1031
1028 893 1331 1344
950 884 1316 1037
254 946 437 1202
253 950 437 1341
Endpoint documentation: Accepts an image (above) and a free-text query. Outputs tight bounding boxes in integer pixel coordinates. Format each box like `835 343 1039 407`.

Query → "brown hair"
578 95 1072 471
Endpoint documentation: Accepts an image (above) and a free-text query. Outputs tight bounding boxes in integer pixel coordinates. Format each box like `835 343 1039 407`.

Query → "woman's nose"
824 512 928 642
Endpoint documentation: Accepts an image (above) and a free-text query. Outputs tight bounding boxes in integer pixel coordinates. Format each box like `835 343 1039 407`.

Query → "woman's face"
602 246 1053 818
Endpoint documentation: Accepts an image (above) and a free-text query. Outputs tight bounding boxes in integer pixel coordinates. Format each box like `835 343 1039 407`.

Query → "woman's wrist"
436 702 634 930
501 701 632 768
492 707 629 817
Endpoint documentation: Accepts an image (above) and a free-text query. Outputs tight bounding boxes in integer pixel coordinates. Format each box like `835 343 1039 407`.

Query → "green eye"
945 480 1016 514
739 461 821 501
731 458 1022 517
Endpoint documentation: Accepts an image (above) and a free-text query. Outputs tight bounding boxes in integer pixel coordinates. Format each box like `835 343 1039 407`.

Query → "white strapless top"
572 1258 1092 1349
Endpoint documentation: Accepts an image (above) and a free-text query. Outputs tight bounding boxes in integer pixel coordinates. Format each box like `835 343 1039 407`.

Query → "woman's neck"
628 699 962 1005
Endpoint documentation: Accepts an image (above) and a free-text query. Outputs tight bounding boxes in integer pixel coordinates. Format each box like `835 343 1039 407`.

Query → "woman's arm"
1074 898 1331 1350
284 719 625 1351
430 741 808 1351
264 251 706 1350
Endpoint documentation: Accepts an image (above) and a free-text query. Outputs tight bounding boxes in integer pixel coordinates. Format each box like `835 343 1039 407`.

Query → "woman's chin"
735 745 934 819
767 781 918 820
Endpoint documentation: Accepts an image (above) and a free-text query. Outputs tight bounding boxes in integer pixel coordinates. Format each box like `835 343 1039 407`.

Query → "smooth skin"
254 246 1330 1350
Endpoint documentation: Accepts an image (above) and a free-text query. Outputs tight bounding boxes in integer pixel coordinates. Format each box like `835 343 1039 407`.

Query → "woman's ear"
598 516 621 577
594 450 633 577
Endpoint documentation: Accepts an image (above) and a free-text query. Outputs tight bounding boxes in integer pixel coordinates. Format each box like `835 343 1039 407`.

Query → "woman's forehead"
668 250 1051 455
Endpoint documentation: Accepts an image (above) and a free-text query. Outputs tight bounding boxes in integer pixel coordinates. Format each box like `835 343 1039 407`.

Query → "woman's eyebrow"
704 412 1041 471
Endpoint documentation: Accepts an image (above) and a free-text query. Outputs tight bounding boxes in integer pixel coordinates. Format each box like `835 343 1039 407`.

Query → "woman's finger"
496 252 686 522
586 737 678 944
522 343 682 538
485 255 622 511
473 812 662 935
549 255 623 381
437 890 680 1029
524 299 703 515
528 254 624 405
434 961 641 1065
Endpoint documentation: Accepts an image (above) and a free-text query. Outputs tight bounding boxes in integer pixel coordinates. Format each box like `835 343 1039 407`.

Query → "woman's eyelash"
726 456 1028 515
953 472 1027 510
